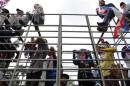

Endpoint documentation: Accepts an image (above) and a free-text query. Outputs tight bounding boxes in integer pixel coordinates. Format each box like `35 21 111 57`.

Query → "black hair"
120 2 125 7
2 8 9 13
16 8 20 11
61 74 69 79
1 8 10 18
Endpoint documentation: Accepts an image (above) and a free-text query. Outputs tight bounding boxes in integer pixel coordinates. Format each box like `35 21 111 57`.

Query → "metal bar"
85 15 105 86
56 14 62 86
0 14 130 86
8 16 34 86
97 32 104 45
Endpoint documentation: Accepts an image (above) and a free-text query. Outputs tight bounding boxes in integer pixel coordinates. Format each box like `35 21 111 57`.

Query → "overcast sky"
5 0 128 14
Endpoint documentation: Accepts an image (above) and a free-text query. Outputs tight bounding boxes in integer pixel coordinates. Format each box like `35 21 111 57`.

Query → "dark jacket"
73 50 94 79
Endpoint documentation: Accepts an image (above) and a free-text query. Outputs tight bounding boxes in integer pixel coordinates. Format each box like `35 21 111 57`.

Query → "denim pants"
103 9 115 25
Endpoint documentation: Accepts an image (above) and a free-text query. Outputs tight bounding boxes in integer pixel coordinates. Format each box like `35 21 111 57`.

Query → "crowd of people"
0 0 130 86
96 0 130 39
95 1 130 86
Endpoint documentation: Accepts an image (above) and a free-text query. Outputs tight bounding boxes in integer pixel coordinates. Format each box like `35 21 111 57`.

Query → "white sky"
5 0 128 14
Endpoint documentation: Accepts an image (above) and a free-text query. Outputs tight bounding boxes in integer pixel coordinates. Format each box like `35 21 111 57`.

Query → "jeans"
103 9 115 25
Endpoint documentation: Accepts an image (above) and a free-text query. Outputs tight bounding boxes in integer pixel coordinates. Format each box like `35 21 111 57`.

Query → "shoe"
97 22 108 32
97 26 108 32
97 27 108 32
97 22 108 26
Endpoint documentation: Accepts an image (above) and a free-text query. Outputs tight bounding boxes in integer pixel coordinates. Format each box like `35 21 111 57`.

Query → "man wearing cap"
96 0 115 25
20 4 45 37
96 0 122 32
73 49 95 86
7 8 25 42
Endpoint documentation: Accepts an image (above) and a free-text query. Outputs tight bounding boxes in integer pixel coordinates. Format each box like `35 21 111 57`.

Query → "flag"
114 26 121 39
114 16 125 39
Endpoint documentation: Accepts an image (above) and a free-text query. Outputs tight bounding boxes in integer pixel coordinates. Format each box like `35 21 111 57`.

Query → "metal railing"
0 14 129 86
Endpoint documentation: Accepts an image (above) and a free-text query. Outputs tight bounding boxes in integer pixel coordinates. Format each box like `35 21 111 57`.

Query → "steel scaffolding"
0 14 130 86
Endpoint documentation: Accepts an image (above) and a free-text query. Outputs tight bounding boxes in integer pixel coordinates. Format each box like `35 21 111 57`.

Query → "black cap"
16 8 24 14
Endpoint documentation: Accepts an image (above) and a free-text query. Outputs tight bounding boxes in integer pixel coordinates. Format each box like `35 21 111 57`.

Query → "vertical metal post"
56 14 62 86
85 15 106 86
97 32 104 45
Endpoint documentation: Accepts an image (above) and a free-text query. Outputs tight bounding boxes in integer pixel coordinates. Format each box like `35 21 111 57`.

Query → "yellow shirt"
100 48 116 77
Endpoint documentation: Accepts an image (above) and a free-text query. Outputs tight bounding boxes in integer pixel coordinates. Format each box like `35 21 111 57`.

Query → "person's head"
2 8 9 14
16 8 24 15
124 46 130 56
79 49 88 56
100 38 105 43
61 74 69 86
36 37 46 44
99 0 105 6
48 46 56 56
1 8 9 18
34 4 40 9
120 2 126 9
24 42 36 49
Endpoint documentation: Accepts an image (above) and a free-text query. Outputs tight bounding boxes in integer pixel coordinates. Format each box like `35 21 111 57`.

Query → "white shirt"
123 4 130 14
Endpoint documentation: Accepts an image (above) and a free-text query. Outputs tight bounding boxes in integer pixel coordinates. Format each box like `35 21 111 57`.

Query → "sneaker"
97 26 108 32
97 22 108 32
97 22 108 26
